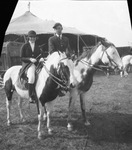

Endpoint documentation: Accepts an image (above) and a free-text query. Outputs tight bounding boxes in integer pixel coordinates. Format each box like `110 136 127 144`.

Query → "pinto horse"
66 41 123 131
3 51 74 139
120 55 132 77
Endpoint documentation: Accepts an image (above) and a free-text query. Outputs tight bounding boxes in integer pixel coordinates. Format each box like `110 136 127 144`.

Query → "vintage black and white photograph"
0 0 132 149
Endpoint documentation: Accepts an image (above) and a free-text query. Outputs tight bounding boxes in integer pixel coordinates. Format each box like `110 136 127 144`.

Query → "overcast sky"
10 0 132 47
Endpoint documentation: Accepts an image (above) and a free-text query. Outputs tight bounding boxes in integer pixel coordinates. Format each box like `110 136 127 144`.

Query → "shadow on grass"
49 112 132 144
7 111 132 144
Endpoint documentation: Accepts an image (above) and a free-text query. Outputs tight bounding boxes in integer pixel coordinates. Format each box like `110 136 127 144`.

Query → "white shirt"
29 41 35 52
56 34 62 40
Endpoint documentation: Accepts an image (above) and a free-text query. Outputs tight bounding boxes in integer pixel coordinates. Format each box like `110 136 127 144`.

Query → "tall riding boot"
28 83 36 103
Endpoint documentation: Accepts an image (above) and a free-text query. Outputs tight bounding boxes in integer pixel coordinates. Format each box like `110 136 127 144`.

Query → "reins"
78 35 119 71
78 45 119 75
80 59 108 75
42 62 69 91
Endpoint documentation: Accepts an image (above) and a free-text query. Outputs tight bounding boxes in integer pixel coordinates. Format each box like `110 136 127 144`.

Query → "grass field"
0 73 132 150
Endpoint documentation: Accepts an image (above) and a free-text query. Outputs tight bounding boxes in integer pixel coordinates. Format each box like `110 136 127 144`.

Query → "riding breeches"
27 64 36 84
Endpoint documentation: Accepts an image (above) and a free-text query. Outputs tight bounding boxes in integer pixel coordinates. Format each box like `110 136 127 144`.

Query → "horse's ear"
57 63 61 73
57 62 64 73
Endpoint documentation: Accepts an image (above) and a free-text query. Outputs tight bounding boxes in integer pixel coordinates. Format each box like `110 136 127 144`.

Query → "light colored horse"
66 42 123 131
3 52 74 139
120 55 132 77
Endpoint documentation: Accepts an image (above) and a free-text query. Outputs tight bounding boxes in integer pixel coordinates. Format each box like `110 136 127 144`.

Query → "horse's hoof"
22 119 26 123
84 121 90 126
67 124 73 131
38 132 42 140
38 135 42 140
7 121 11 126
48 129 53 135
68 127 73 131
43 115 47 121
21 118 25 123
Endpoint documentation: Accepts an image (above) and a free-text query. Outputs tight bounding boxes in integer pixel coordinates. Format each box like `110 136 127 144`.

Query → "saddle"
17 62 43 90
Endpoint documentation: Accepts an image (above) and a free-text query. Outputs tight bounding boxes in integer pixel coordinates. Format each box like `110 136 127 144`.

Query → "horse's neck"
130 55 132 59
89 48 102 66
130 56 132 64
81 46 103 75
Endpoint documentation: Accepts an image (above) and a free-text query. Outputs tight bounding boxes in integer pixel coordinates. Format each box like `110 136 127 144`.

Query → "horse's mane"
89 39 115 57
77 39 115 61
100 39 115 48
45 51 66 69
86 41 102 60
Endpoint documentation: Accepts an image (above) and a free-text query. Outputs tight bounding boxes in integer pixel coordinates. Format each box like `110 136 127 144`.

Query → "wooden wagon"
0 41 24 71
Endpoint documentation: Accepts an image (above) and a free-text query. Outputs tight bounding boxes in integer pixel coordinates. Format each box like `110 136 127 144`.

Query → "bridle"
102 46 119 70
41 56 70 91
79 44 120 74
39 44 120 89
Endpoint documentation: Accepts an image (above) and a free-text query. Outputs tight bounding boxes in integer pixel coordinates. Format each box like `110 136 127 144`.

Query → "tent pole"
23 34 27 43
77 34 80 56
95 36 97 45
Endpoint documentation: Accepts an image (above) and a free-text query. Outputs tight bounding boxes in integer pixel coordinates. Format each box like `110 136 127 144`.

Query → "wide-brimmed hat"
28 30 36 37
53 23 62 29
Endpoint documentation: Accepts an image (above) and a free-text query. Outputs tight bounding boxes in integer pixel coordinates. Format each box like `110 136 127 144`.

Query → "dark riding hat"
28 30 36 37
53 23 62 29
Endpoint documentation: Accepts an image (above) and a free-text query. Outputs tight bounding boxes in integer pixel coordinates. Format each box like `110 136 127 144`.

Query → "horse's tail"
0 71 6 79
2 68 15 99
0 71 6 89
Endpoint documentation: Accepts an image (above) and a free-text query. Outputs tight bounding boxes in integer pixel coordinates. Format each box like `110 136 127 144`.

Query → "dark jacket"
20 42 43 77
48 35 72 57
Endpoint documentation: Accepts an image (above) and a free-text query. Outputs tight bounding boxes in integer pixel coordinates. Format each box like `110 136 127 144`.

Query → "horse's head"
130 55 132 64
100 43 123 71
45 51 72 90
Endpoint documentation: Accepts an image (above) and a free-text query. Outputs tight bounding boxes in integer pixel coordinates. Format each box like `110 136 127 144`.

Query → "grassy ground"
0 73 132 150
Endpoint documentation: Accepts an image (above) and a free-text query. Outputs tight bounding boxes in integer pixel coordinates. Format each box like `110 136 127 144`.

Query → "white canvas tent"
2 8 104 71
5 9 101 55
5 10 82 35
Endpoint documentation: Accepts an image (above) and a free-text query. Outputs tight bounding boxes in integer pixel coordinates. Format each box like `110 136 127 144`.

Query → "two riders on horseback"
20 23 72 103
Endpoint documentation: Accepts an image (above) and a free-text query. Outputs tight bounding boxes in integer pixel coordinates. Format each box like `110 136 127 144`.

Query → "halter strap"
42 62 69 90
104 49 119 68
80 60 107 75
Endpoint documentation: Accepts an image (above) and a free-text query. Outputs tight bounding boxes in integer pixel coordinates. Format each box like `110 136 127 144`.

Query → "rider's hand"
30 58 37 63
39 58 44 62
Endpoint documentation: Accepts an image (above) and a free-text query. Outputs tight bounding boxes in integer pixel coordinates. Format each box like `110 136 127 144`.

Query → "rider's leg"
27 64 36 103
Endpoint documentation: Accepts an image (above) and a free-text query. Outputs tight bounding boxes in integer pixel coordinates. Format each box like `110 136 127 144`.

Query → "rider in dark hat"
28 30 36 37
48 22 72 57
20 30 44 103
48 23 72 96
53 23 62 29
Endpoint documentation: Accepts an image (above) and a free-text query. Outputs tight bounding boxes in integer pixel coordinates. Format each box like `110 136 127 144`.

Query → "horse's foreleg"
67 88 77 131
37 104 43 139
120 70 123 77
18 96 25 123
6 98 12 126
80 93 90 126
5 78 14 126
45 101 54 135
123 65 128 77
124 69 128 77
43 104 47 121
